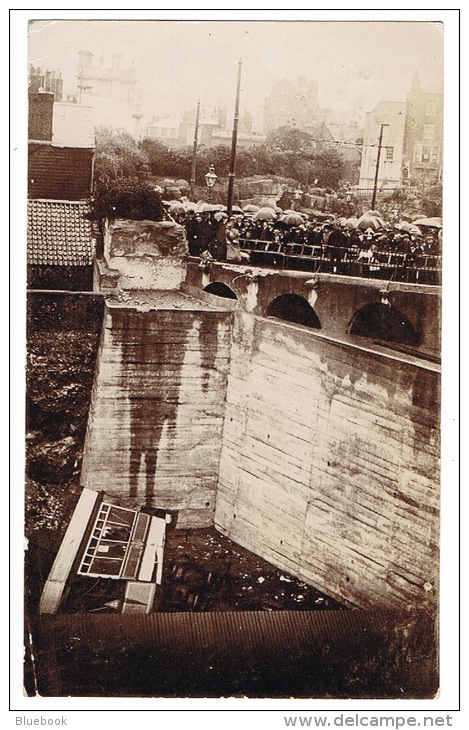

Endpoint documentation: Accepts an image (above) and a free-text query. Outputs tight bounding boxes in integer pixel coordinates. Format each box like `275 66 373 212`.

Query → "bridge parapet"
185 260 441 361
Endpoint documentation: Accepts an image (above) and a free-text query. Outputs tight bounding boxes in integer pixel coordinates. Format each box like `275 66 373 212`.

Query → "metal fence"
238 239 441 285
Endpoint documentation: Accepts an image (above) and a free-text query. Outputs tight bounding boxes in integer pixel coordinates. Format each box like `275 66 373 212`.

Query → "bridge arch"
349 303 419 345
203 282 238 300
265 294 321 329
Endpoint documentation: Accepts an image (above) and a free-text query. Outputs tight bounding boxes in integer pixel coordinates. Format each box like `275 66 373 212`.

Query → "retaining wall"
81 304 233 527
214 313 440 609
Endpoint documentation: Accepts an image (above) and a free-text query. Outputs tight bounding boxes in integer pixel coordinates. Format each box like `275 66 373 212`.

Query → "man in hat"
183 210 199 256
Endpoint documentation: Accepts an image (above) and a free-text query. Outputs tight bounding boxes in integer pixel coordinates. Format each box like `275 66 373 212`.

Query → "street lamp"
205 164 217 201
345 190 353 214
371 123 389 210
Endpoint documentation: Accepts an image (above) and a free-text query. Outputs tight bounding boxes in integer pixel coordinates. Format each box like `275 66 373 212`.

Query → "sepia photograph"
11 7 461 717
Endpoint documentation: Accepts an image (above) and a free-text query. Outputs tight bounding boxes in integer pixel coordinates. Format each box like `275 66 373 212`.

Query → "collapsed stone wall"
102 219 188 291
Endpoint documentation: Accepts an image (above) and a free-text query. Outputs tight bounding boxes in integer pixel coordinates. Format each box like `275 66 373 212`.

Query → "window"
423 124 434 141
425 101 436 117
422 146 431 162
431 146 440 164
414 144 434 164
386 146 394 160
78 502 150 580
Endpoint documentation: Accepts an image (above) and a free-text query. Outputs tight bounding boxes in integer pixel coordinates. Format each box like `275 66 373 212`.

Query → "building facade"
27 90 96 290
402 71 443 185
263 77 326 135
29 65 63 101
76 51 144 139
359 73 443 190
358 101 407 189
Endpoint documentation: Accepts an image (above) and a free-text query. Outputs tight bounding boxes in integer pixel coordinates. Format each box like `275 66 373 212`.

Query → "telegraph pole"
190 99 200 200
371 123 389 209
226 60 242 219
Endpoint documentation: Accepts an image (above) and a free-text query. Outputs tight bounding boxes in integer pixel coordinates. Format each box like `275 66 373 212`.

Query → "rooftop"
27 200 94 266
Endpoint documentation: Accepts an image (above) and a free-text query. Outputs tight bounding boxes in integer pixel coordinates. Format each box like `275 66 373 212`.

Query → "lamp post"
345 191 353 215
371 123 389 209
205 164 217 201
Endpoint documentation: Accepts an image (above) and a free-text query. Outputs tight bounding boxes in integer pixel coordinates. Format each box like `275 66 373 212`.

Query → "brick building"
27 90 96 290
263 77 326 135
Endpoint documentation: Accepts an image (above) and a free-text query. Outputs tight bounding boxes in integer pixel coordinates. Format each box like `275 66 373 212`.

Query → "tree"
140 138 193 181
91 128 163 225
94 127 151 188
311 148 345 189
267 126 314 152
420 183 442 217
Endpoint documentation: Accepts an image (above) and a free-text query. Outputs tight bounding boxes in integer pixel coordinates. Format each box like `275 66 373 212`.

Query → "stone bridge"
184 258 441 361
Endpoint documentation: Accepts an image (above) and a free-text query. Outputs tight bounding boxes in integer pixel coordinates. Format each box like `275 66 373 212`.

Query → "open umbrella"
222 205 244 215
395 221 414 233
281 213 305 227
183 202 198 212
357 215 381 231
344 217 359 230
197 203 218 213
413 217 442 229
242 204 260 213
168 203 186 215
214 211 228 221
253 207 277 221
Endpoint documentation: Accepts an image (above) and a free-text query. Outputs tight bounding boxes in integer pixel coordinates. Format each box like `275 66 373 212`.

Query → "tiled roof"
27 200 94 266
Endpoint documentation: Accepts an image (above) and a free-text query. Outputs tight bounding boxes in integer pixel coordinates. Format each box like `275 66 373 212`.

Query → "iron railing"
238 239 441 285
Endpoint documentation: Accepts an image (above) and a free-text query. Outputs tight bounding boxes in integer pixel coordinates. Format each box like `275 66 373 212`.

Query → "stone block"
104 219 189 290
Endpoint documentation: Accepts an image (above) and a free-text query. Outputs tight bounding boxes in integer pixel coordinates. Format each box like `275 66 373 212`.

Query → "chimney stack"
28 91 54 142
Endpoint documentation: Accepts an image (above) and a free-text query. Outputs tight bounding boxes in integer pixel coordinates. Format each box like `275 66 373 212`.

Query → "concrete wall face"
215 313 439 609
81 306 233 527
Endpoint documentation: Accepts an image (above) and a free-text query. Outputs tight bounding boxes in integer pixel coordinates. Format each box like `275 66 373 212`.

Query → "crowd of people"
165 204 442 275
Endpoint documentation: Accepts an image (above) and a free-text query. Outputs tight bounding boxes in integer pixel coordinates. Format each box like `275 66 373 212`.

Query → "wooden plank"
39 489 100 614
138 516 167 583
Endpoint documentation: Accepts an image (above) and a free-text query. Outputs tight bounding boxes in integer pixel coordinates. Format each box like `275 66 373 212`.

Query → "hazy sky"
27 18 444 130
